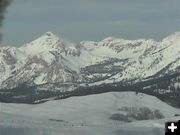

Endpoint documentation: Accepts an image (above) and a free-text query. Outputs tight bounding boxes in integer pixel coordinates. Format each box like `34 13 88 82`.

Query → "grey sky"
1 0 180 46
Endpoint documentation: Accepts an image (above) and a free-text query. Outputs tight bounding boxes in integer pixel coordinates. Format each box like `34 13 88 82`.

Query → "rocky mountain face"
0 32 180 105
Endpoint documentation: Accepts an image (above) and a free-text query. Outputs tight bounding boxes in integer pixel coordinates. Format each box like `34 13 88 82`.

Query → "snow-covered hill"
0 92 180 135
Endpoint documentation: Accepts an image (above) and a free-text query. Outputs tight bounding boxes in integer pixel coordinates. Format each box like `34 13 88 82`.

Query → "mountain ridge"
0 31 180 87
0 32 180 105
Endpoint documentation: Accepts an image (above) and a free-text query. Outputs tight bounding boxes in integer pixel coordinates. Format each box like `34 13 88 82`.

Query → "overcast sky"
1 0 180 46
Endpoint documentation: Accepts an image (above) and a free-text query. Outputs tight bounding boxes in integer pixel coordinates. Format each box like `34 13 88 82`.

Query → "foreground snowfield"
0 92 180 135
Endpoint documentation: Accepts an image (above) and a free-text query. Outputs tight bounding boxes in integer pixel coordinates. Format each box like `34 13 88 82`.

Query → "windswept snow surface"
0 92 180 135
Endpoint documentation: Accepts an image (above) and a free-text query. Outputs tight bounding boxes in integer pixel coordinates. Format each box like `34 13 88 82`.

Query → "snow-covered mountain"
0 32 180 105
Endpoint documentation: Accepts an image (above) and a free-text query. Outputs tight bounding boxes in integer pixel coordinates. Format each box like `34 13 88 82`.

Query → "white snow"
1 32 180 88
0 92 180 135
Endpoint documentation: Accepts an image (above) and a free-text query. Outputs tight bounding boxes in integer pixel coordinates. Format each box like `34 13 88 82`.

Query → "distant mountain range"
0 32 180 106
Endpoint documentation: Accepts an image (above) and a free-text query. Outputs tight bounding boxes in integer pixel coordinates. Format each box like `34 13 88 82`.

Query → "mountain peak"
43 31 57 37
19 32 62 55
162 32 180 43
40 32 60 41
32 32 60 45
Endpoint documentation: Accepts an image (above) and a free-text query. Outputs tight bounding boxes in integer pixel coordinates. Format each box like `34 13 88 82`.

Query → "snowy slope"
0 92 180 135
0 32 180 135
0 32 180 92
1 92 179 123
